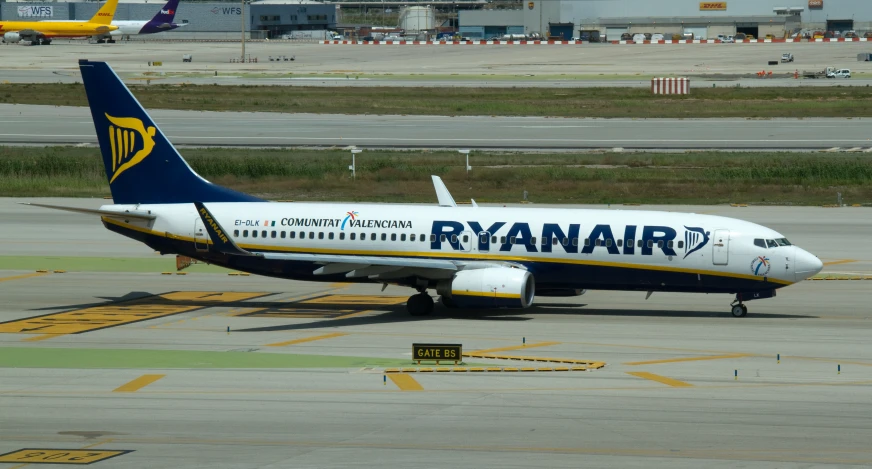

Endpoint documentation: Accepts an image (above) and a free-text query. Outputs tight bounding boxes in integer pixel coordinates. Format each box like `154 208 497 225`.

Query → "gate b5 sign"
413 343 462 364
18 6 53 17
699 2 727 10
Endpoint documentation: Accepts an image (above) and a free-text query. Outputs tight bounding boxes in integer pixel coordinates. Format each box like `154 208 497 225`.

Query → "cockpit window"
754 239 766 248
766 239 778 248
775 238 792 246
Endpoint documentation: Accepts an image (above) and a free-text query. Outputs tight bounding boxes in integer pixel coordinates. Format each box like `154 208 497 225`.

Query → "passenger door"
712 229 729 265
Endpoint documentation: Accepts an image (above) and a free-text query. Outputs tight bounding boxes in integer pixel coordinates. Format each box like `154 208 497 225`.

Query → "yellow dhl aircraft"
0 0 118 45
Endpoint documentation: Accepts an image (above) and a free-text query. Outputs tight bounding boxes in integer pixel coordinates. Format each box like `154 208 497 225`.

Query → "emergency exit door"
712 229 729 265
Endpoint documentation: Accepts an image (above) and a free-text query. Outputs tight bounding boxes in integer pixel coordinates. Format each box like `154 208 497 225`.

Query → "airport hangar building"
0 0 338 39
459 0 872 40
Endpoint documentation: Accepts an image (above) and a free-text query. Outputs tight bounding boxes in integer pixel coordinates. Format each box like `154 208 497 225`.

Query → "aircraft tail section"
142 0 181 33
89 0 119 25
78 60 262 205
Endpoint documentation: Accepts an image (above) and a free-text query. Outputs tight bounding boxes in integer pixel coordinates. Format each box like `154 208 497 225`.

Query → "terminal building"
460 0 872 40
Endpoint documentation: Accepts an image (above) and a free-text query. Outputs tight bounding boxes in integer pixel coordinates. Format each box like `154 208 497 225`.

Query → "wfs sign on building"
18 6 54 17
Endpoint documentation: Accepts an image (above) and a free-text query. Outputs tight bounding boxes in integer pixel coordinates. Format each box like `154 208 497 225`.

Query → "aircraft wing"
195 201 515 280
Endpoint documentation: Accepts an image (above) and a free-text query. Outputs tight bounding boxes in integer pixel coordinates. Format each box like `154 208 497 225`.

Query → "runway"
2 104 871 150
1 198 871 467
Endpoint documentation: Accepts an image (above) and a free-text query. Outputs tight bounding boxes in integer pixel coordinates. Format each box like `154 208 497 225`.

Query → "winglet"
194 202 259 256
431 175 457 207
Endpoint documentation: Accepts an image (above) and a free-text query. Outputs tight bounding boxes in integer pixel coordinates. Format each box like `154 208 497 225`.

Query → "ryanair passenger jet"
29 60 823 317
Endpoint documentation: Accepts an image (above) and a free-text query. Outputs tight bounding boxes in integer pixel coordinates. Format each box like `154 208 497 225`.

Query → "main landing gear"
406 290 434 316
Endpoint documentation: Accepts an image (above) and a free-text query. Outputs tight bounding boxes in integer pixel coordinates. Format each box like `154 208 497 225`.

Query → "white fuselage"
99 202 823 290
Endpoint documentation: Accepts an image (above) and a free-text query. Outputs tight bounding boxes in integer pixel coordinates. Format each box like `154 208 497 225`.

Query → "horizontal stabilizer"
194 202 260 257
22 203 156 220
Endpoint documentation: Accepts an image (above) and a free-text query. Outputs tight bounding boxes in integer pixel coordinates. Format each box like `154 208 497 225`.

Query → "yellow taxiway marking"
266 332 347 347
0 272 51 283
388 374 424 391
0 449 131 465
625 353 749 366
21 334 61 342
0 291 269 336
626 371 693 388
113 374 165 393
823 259 857 266
302 295 407 306
468 341 561 355
333 309 378 320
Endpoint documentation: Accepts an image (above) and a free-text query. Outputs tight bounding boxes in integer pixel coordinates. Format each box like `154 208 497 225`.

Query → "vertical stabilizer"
78 60 262 205
89 0 119 25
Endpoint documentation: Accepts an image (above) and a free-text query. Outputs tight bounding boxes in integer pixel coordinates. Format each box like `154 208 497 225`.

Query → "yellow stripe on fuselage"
0 21 117 38
452 291 522 299
100 217 793 286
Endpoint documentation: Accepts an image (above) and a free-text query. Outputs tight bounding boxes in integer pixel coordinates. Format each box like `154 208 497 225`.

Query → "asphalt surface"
3 104 872 150
1 198 871 467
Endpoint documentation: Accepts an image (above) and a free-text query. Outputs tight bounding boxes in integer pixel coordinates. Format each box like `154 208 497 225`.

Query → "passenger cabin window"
243 230 249 237
677 241 684 248
606 239 613 247
647 240 653 248
350 233 356 240
431 235 437 242
616 239 622 248
281 231 286 239
657 240 664 248
252 231 258 238
370 233 376 241
391 233 397 241
754 239 767 248
531 237 537 245
441 234 447 242
318 232 324 239
584 238 591 247
381 233 387 241
451 234 458 243
552 238 558 246
667 240 673 248
462 234 468 243
309 232 315 239
299 231 305 239
262 230 267 238
510 236 516 244
400 234 406 241
339 233 345 240
411 234 416 242
234 230 239 237
501 236 506 244
271 231 277 238
572 238 578 246
421 234 426 242
626 239 633 247
638 240 644 248
492 236 498 244
328 233 334 240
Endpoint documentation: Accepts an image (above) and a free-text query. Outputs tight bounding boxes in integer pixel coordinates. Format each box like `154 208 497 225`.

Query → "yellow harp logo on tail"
106 113 157 183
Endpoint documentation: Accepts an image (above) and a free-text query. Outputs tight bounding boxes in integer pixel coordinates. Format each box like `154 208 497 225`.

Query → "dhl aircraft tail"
77 60 262 205
89 0 120 25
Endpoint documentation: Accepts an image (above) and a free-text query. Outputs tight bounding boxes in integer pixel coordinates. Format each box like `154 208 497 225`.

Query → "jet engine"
3 32 22 43
437 267 535 309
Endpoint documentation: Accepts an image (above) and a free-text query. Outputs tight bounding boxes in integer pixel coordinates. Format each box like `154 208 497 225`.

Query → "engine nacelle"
437 267 535 309
3 32 22 43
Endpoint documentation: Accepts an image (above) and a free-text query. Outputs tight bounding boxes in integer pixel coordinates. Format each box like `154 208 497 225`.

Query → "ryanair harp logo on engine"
106 113 157 183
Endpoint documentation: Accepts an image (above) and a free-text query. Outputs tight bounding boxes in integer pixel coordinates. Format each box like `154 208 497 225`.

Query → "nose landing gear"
730 303 748 318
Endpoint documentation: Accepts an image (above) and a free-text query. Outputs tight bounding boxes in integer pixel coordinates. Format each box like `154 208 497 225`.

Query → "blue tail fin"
78 60 262 205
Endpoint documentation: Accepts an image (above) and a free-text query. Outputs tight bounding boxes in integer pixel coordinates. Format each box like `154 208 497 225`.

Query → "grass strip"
0 347 414 369
0 256 230 273
2 147 871 205
3 83 872 117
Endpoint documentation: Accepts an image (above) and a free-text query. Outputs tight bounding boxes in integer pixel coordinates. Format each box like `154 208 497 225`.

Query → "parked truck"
802 66 835 79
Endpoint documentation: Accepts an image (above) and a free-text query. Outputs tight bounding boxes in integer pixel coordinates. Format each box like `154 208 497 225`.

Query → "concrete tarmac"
2 104 871 150
1 198 871 467
2 41 871 86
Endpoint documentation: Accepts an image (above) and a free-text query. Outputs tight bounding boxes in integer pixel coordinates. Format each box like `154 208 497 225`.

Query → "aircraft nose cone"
794 247 823 281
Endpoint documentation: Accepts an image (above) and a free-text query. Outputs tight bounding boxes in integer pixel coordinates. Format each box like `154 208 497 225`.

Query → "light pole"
459 149 471 177
241 0 246 62
350 149 362 179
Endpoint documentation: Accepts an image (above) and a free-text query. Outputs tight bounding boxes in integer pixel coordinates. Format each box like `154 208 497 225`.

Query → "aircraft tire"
407 293 434 316
108 39 116 43
731 305 747 318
